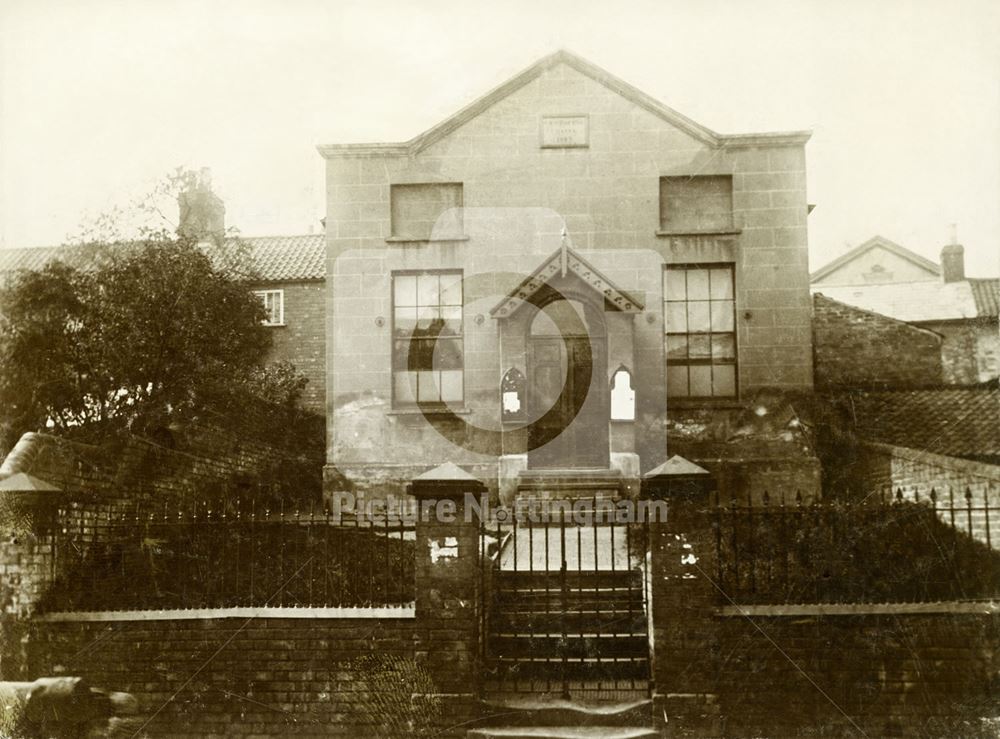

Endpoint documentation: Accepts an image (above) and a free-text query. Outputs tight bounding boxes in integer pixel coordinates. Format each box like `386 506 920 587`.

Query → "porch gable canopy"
490 245 644 319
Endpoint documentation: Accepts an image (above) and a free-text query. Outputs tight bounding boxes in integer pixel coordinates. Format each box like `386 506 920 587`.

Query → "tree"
0 173 306 449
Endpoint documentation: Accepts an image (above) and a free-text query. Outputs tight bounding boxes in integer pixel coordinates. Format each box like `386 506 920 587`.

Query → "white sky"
2 0 998 276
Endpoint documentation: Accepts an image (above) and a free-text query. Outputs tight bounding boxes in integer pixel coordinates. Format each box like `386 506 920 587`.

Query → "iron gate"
479 498 650 698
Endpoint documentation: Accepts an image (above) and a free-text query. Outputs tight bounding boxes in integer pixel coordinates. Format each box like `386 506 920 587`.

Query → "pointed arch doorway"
527 294 609 469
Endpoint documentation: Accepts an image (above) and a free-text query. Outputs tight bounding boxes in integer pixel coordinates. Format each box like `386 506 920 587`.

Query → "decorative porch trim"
490 244 644 318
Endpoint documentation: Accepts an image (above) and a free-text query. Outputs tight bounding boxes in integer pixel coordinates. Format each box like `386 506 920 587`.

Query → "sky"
1 0 998 276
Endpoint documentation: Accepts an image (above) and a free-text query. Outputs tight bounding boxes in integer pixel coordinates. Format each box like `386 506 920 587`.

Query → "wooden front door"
527 335 609 469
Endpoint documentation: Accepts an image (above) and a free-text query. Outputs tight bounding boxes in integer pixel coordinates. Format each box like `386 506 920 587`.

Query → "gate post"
408 463 487 726
642 456 721 735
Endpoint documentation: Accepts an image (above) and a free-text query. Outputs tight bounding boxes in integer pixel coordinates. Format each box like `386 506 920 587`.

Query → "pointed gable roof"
318 50 810 158
810 235 941 284
490 244 644 318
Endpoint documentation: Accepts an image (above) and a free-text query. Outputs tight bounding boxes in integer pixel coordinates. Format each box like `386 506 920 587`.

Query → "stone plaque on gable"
540 115 588 148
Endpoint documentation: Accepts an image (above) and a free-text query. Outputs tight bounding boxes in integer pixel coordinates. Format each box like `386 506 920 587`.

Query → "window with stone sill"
663 264 737 399
253 289 284 326
390 183 464 240
392 270 464 407
659 175 733 232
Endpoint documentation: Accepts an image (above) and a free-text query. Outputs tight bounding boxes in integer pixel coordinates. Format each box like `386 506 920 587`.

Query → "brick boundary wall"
812 294 943 388
27 614 444 737
714 608 1000 737
854 441 1000 545
0 425 322 506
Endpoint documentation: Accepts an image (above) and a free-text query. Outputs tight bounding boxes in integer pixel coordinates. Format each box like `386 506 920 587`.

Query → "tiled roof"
812 281 980 322
969 278 1000 318
0 244 100 274
236 235 325 282
845 387 1000 461
0 234 326 283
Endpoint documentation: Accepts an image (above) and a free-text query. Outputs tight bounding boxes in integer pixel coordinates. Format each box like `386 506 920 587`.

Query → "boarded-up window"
659 175 733 232
664 264 737 399
390 183 464 240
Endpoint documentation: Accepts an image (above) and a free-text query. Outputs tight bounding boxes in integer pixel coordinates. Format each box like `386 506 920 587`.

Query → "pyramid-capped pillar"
641 455 716 502
408 462 484 700
407 462 487 500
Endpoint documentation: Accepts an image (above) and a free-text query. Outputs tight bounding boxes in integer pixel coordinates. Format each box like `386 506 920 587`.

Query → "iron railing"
714 487 1000 605
40 499 415 613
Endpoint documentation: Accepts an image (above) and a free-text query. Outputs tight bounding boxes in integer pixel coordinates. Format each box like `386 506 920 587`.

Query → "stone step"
479 696 651 726
488 634 648 660
515 470 625 501
495 569 643 589
487 655 650 682
467 728 657 739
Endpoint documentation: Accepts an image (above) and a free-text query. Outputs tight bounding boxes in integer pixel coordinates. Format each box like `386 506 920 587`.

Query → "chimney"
940 224 965 283
177 167 225 246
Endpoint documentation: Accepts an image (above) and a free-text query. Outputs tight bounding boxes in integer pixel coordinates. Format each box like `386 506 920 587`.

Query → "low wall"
854 441 1000 544
27 611 435 737
715 606 1000 737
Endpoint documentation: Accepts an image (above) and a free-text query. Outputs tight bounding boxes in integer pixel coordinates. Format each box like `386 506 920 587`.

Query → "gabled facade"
810 235 940 286
811 236 1000 384
320 50 815 500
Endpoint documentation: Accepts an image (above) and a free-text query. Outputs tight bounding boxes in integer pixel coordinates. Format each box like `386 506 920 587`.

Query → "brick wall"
851 440 1000 545
0 424 322 505
813 294 942 388
26 616 440 737
920 318 1000 385
255 281 326 413
716 611 1000 737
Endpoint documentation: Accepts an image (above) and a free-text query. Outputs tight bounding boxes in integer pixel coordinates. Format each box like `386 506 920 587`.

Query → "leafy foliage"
716 500 1000 603
0 236 281 447
0 169 312 449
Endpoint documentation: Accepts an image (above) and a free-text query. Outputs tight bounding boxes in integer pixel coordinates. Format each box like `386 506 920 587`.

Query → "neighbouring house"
811 234 1000 384
0 188 327 413
320 49 819 503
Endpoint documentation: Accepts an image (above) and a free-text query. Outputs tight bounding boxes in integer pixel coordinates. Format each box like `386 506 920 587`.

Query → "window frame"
663 263 738 401
253 289 285 327
391 269 465 409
